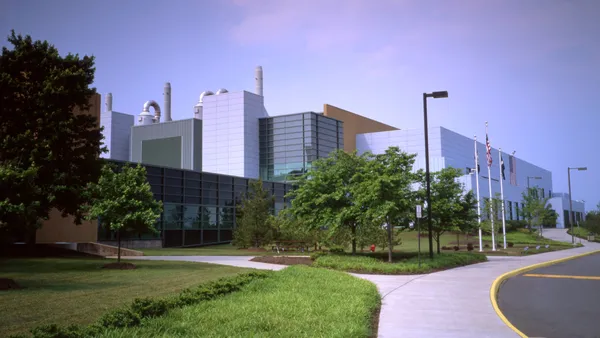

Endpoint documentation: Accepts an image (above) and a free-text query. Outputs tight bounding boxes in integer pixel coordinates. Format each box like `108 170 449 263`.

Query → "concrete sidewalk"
368 228 600 338
126 229 600 338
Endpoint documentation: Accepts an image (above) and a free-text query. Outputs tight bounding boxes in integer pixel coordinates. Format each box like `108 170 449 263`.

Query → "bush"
467 243 474 251
453 246 459 251
18 271 271 338
507 242 514 248
310 251 328 261
441 246 450 250
329 246 345 254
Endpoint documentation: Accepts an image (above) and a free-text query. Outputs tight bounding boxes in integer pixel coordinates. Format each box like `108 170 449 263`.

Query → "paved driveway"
498 252 600 338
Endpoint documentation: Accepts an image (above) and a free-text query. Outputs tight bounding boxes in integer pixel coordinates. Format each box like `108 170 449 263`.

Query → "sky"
2 0 599 211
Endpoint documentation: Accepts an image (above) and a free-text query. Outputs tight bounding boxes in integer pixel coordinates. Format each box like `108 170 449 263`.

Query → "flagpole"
474 135 483 252
499 148 507 249
486 122 496 251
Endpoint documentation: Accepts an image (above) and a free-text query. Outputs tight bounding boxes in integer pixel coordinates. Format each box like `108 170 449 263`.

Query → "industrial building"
34 65 584 248
356 127 585 228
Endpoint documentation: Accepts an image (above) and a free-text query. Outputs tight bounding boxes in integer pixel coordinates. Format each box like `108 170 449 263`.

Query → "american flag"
485 133 493 167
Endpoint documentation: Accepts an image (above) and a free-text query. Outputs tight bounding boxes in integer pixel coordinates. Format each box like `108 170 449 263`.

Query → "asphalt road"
498 253 600 338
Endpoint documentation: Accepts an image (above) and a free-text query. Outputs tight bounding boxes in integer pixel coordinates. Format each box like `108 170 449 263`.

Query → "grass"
141 244 308 256
0 258 248 337
312 251 487 274
95 266 381 338
140 228 576 258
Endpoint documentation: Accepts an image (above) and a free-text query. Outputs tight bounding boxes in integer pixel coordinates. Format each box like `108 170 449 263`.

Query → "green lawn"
96 266 380 338
140 229 575 257
141 244 308 256
0 258 248 337
312 251 487 274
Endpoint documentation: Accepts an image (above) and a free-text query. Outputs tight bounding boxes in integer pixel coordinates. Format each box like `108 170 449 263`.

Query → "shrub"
507 242 514 248
329 246 345 254
453 246 459 251
441 246 450 250
467 243 474 251
484 244 490 248
310 251 328 261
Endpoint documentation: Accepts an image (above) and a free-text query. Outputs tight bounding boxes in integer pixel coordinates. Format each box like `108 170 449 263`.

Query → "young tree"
520 187 555 236
233 179 274 248
287 150 370 255
415 167 475 253
83 164 162 263
482 193 503 247
357 147 417 262
0 31 105 244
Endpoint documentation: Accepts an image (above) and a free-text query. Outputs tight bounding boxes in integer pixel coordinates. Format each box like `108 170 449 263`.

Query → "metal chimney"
255 66 263 96
164 82 172 122
105 93 113 112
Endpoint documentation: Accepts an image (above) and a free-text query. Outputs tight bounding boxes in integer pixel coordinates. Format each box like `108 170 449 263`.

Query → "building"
36 93 102 244
98 160 292 248
356 126 580 227
35 66 587 248
547 193 586 229
259 112 344 182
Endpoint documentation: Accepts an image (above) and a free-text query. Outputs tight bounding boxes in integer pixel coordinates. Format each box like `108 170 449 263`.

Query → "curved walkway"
124 229 600 338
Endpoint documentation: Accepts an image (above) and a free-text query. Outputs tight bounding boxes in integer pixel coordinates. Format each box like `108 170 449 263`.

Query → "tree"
583 203 600 235
0 30 105 243
415 167 475 254
287 150 370 255
520 187 556 236
455 190 479 246
233 179 274 248
482 193 503 246
83 164 162 263
357 147 417 262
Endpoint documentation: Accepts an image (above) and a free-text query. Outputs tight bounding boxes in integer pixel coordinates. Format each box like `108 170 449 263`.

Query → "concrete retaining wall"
77 242 144 257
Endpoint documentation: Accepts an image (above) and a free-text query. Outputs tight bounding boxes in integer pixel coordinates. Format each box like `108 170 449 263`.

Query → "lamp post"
568 167 587 244
423 90 448 259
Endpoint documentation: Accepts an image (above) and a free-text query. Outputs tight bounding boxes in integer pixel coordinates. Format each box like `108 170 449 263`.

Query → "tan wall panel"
323 104 398 152
37 209 98 243
37 93 101 243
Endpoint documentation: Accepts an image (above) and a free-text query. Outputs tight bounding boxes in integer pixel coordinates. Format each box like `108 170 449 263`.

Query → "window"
508 201 513 220
515 203 520 221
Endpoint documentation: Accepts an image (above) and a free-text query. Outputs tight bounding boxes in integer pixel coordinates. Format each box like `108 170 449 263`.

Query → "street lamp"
423 91 449 259
568 167 587 244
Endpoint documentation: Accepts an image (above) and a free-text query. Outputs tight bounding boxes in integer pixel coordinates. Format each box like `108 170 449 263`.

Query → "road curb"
490 250 600 338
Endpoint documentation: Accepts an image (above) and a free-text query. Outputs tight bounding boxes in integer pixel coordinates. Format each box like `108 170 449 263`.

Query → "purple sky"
2 0 599 210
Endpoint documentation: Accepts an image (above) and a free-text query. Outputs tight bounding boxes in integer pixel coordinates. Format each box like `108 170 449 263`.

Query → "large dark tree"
0 30 105 243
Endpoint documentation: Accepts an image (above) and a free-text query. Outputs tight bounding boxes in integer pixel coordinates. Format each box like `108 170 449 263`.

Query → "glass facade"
259 112 344 182
98 160 292 247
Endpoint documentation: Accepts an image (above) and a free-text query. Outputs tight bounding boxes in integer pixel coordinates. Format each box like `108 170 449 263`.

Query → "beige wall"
323 104 398 152
36 93 101 243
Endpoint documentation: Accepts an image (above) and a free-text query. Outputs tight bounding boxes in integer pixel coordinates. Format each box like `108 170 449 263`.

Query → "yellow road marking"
523 273 600 280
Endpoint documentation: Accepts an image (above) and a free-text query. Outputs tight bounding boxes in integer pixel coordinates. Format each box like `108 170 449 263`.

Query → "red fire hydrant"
370 244 376 252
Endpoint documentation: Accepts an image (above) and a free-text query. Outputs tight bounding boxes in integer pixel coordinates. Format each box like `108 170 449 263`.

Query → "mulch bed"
0 278 21 290
369 303 381 338
251 256 313 266
102 262 137 270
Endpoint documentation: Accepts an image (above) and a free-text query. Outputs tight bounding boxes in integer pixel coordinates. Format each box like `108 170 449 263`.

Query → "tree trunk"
387 220 393 263
117 229 121 264
436 234 441 254
457 233 460 248
351 224 357 255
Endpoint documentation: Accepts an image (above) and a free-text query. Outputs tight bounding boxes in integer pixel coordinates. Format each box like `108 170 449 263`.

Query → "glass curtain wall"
97 160 291 248
259 112 344 182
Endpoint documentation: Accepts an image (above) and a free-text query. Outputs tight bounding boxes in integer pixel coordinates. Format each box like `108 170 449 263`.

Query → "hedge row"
11 271 271 338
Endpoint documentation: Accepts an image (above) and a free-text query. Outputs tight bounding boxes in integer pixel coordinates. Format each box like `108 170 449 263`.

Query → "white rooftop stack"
99 92 134 161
